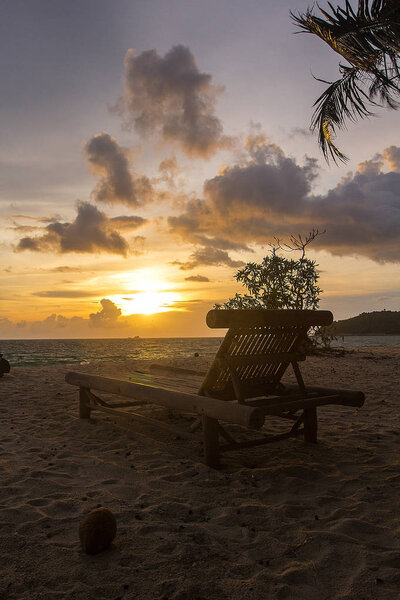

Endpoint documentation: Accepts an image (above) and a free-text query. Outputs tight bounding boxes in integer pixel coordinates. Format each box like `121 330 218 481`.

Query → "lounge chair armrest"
282 383 365 407
65 371 265 430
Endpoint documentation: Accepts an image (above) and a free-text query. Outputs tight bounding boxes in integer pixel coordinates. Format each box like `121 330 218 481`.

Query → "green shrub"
215 230 335 350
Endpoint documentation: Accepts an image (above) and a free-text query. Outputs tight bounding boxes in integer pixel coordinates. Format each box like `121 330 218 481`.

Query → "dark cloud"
9 224 43 234
89 298 122 327
114 45 232 158
33 290 96 298
168 198 252 258
10 214 62 223
168 138 400 264
48 266 83 273
110 215 147 230
85 132 152 206
172 247 244 270
16 201 130 256
184 275 210 282
8 214 64 235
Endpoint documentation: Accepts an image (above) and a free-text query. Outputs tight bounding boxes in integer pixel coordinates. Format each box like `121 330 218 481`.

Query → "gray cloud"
89 298 122 327
16 201 130 256
85 132 152 206
115 45 232 158
184 275 210 282
158 156 179 184
172 247 244 270
168 138 400 264
48 266 83 273
9 224 43 234
33 290 96 298
10 214 61 223
110 215 147 230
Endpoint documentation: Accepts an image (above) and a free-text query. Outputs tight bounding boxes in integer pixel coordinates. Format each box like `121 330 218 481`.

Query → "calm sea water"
1 335 400 368
0 338 222 368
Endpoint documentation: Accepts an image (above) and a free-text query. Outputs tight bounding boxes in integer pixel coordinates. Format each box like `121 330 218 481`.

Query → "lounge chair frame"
65 309 364 468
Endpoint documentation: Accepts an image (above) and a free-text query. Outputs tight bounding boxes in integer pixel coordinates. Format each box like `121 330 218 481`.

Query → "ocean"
1 335 400 368
0 338 222 368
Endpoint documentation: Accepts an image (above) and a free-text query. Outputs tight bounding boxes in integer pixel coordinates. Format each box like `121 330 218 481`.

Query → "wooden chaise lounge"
65 309 364 468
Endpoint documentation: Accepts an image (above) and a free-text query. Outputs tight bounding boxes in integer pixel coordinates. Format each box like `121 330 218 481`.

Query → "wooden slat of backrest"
251 333 270 380
200 328 235 393
235 329 265 381
254 328 292 381
256 329 281 378
242 326 302 386
257 336 288 382
237 331 259 379
242 332 266 380
201 324 309 400
270 327 308 387
267 329 297 382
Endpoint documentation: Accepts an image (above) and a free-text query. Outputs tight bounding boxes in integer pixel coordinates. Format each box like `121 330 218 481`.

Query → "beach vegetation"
216 229 335 349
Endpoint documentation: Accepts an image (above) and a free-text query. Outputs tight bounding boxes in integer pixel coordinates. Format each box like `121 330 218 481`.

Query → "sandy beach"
1 346 400 600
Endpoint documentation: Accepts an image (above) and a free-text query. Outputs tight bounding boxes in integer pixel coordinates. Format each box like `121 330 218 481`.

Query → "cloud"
89 298 122 327
114 45 232 158
172 247 244 270
110 215 147 230
10 214 62 223
9 224 43 234
290 127 313 138
0 298 214 339
382 146 400 173
85 132 152 206
184 275 210 282
357 156 384 176
32 290 97 298
158 156 180 184
0 299 125 338
168 138 400 264
16 201 130 256
48 266 83 273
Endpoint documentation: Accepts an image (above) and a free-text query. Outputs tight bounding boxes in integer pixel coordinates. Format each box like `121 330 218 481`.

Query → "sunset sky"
1 0 400 339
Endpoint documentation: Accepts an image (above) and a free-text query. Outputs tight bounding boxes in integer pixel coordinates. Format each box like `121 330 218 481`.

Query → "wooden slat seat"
65 308 365 468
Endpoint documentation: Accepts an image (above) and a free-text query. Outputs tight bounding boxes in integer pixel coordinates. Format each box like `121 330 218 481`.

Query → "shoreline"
1 347 400 598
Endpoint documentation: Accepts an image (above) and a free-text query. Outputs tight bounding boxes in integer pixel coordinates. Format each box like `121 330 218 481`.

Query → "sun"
114 291 180 315
105 270 182 315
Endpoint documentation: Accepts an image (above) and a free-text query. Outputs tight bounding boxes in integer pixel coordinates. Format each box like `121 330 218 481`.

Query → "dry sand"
1 346 400 600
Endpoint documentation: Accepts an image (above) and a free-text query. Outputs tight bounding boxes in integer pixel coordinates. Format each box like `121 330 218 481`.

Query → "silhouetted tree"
292 1 400 162
215 230 323 310
216 230 337 349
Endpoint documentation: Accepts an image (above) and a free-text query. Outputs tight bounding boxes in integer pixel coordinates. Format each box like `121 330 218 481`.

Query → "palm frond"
292 0 400 162
311 66 372 161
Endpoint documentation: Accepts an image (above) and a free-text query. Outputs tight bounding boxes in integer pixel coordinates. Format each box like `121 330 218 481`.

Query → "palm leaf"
292 0 400 161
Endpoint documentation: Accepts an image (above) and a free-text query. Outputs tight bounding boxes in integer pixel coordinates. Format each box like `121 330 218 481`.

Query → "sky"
1 0 400 339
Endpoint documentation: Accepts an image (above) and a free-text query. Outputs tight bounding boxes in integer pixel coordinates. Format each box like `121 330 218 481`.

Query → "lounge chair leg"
202 415 220 469
303 407 317 443
79 388 91 419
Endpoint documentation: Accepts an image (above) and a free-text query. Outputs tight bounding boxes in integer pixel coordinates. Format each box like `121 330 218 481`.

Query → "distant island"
333 311 400 335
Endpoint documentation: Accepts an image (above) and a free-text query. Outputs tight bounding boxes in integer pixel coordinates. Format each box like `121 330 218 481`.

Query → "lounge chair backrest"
201 309 333 401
